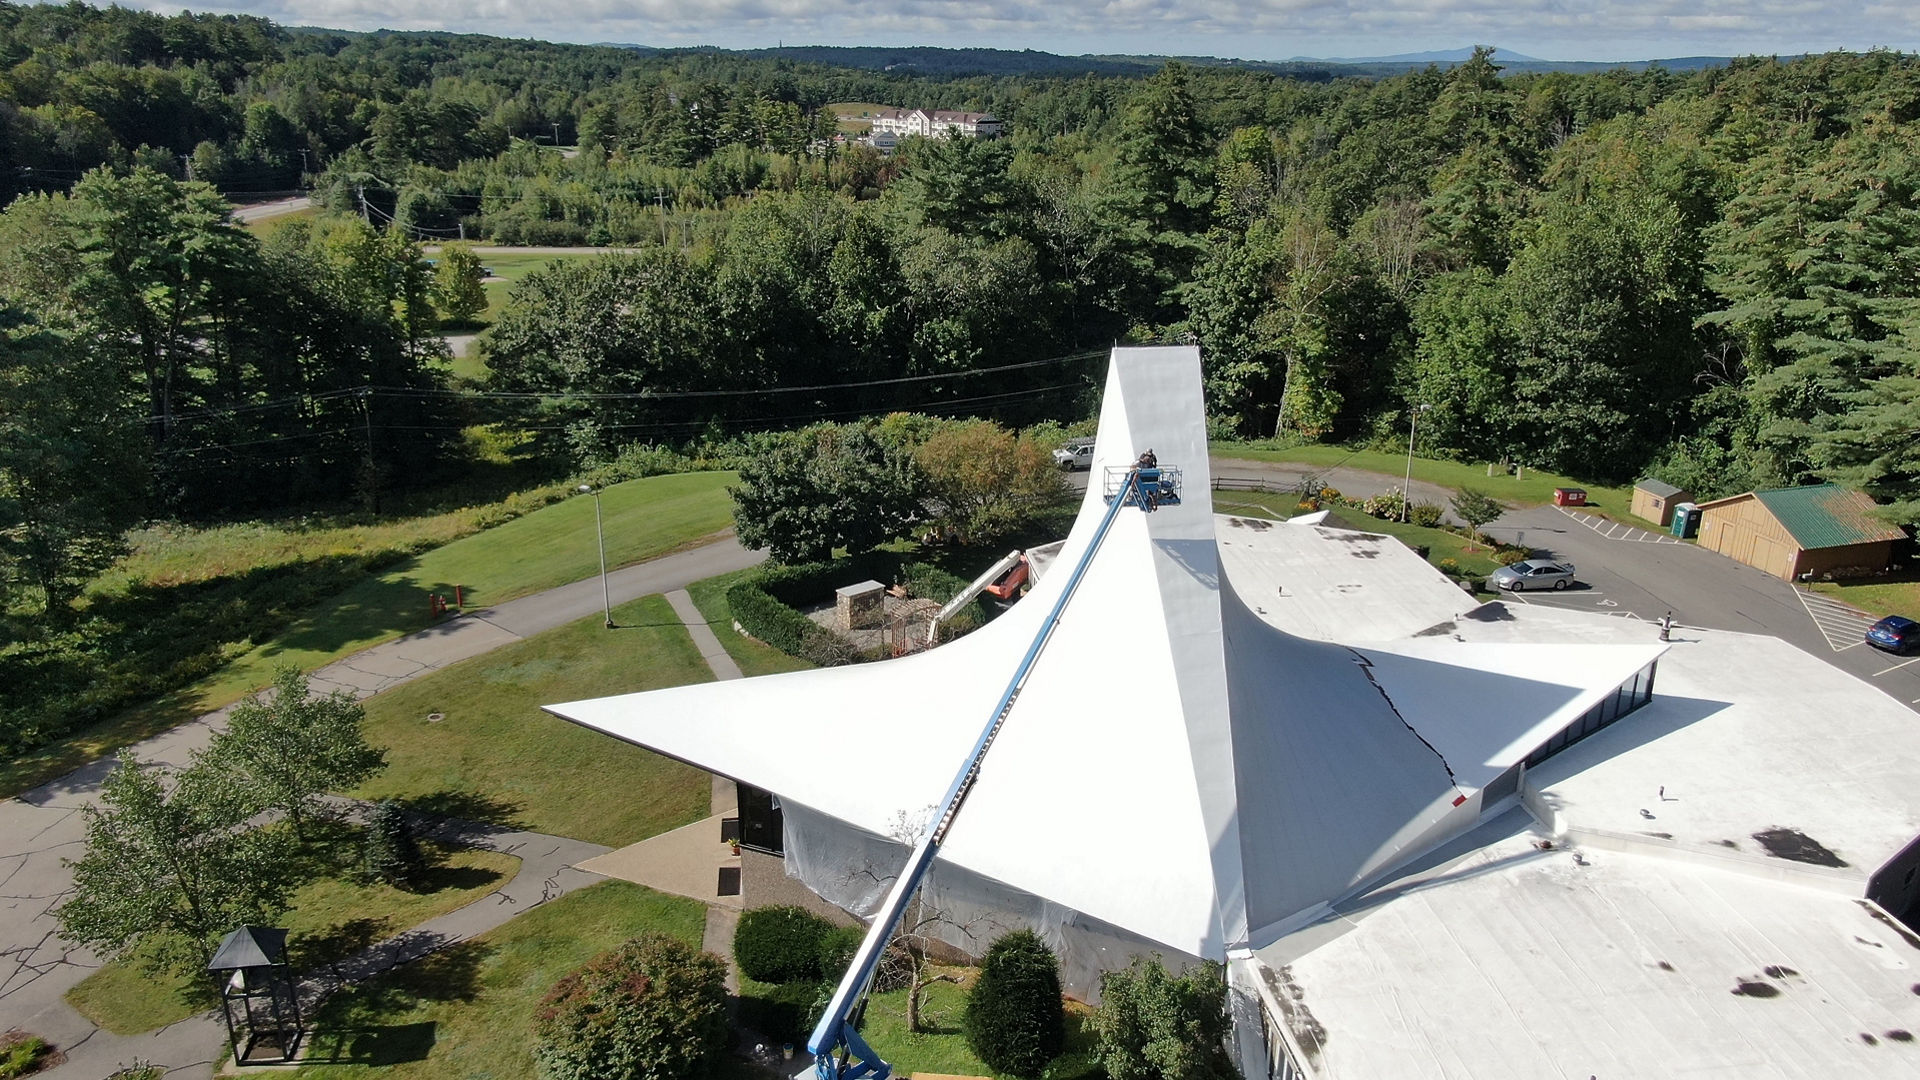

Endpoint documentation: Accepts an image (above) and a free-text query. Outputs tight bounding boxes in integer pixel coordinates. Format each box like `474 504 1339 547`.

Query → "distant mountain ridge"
590 42 1731 78
1291 47 1543 64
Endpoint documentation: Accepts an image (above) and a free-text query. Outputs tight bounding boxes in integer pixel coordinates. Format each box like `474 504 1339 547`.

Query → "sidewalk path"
0 536 762 1077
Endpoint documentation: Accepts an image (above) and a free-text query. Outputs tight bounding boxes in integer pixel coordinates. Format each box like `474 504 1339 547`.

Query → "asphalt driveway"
1485 505 1920 711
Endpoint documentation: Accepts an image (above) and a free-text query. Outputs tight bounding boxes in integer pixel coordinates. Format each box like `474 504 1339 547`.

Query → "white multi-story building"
867 107 1003 139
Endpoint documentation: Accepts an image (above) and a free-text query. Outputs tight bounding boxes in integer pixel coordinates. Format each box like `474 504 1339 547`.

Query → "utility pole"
356 183 369 223
181 154 193 182
1401 403 1429 523
657 186 668 247
552 122 562 146
295 147 310 175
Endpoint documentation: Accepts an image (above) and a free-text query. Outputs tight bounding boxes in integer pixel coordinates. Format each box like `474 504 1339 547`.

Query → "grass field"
826 101 889 134
241 205 318 237
858 970 1102 1080
1808 573 1920 620
287 880 706 1079
686 569 816 678
66 826 520 1036
348 592 714 847
1211 488 1508 587
1 471 736 798
1211 441 1636 513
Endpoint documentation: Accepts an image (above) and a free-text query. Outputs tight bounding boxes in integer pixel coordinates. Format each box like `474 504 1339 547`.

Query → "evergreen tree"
963 930 1066 1078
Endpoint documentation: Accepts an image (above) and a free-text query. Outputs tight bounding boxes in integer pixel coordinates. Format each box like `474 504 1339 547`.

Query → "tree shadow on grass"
401 788 527 840
298 1021 438 1066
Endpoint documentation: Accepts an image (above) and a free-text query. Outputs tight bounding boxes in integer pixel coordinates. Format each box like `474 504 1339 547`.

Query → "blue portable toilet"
1671 502 1702 538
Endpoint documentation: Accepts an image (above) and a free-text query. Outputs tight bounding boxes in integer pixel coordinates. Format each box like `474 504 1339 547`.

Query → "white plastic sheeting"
548 345 1665 965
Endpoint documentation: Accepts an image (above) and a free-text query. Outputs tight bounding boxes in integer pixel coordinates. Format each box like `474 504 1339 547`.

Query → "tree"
431 243 487 325
0 305 146 617
1449 488 1506 537
1091 955 1237 1080
730 423 921 563
913 421 1068 544
361 799 425 888
202 665 384 838
57 755 295 977
963 930 1067 1078
533 934 731 1080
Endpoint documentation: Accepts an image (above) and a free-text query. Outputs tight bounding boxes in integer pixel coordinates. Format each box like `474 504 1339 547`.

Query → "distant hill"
1293 47 1543 64
589 42 1730 80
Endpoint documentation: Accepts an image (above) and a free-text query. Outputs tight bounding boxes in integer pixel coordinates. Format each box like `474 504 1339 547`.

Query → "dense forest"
3 2 1918 623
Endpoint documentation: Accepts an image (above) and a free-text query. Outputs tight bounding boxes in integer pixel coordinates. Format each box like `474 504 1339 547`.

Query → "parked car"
1490 559 1577 592
1866 615 1919 654
1052 441 1095 471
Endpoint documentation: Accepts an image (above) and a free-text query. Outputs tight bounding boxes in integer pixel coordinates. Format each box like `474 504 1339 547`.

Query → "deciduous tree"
57 756 294 976
201 665 384 838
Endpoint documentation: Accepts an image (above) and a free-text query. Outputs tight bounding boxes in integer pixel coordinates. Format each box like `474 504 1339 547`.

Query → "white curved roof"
548 347 1663 958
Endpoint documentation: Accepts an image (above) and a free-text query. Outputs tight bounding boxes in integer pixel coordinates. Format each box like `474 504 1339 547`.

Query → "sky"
134 0 1920 63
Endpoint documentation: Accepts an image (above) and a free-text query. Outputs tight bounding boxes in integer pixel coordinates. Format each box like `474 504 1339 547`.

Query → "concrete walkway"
0 536 763 1078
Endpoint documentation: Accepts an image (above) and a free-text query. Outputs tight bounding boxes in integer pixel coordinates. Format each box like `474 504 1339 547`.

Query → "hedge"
727 551 1000 665
734 905 837 983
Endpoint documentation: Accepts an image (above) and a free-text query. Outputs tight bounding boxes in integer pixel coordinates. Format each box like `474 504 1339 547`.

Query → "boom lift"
806 461 1182 1080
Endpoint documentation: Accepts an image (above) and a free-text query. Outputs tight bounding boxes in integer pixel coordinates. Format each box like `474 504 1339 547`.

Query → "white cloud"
135 0 1920 59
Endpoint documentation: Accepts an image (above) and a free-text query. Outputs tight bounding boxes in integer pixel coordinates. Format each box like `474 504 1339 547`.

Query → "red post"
454 584 463 608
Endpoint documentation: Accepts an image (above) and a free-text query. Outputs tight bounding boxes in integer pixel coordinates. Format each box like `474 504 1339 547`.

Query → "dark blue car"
1866 615 1920 654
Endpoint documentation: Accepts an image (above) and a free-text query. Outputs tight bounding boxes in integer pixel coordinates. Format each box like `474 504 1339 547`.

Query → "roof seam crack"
1346 649 1462 791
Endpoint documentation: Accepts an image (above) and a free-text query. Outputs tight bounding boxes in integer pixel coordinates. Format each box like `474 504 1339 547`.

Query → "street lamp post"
579 484 613 628
1402 404 1429 523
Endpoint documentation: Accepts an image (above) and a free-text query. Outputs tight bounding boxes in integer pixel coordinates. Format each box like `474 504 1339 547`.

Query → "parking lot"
1485 506 1920 711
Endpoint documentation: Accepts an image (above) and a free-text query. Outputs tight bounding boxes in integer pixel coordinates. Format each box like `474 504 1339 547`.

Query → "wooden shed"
1695 484 1905 581
1631 479 1691 527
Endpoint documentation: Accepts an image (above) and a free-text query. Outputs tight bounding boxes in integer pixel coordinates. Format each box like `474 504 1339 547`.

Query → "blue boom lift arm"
805 463 1180 1080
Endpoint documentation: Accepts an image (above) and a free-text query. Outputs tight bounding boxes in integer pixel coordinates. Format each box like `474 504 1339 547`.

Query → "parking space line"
1556 507 1681 544
1793 587 1879 652
1872 654 1920 676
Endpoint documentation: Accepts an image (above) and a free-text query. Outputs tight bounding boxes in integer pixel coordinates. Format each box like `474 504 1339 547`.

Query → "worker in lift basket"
1136 449 1157 468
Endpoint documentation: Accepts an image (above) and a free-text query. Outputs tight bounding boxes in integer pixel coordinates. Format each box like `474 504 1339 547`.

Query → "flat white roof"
1215 516 1474 641
1527 627 1920 884
1257 818 1920 1080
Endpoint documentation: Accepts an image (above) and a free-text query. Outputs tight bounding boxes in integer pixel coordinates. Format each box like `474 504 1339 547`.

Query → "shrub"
964 930 1067 1078
817 925 865 979
0 1034 48 1079
1092 956 1236 1080
1408 502 1445 528
1361 487 1406 519
733 905 836 984
1494 547 1532 566
1436 557 1462 576
532 933 730 1080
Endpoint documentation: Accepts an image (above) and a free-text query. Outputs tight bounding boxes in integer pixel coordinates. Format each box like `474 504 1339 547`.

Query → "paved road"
231 195 310 222
1486 505 1920 710
0 536 763 1076
1063 456 1458 517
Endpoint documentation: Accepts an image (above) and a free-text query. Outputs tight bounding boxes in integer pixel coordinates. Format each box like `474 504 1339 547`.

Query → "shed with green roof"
1695 484 1906 581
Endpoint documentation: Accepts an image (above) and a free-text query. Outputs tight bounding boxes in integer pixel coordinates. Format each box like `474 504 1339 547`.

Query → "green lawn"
1211 489 1508 588
860 971 1102 1080
1809 573 1920 620
288 880 706 1079
348 593 714 846
685 569 815 678
66 826 521 1036
1 471 735 798
1211 441 1635 514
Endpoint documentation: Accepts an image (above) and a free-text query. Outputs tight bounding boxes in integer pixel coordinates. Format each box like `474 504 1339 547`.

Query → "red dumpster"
1552 487 1588 507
